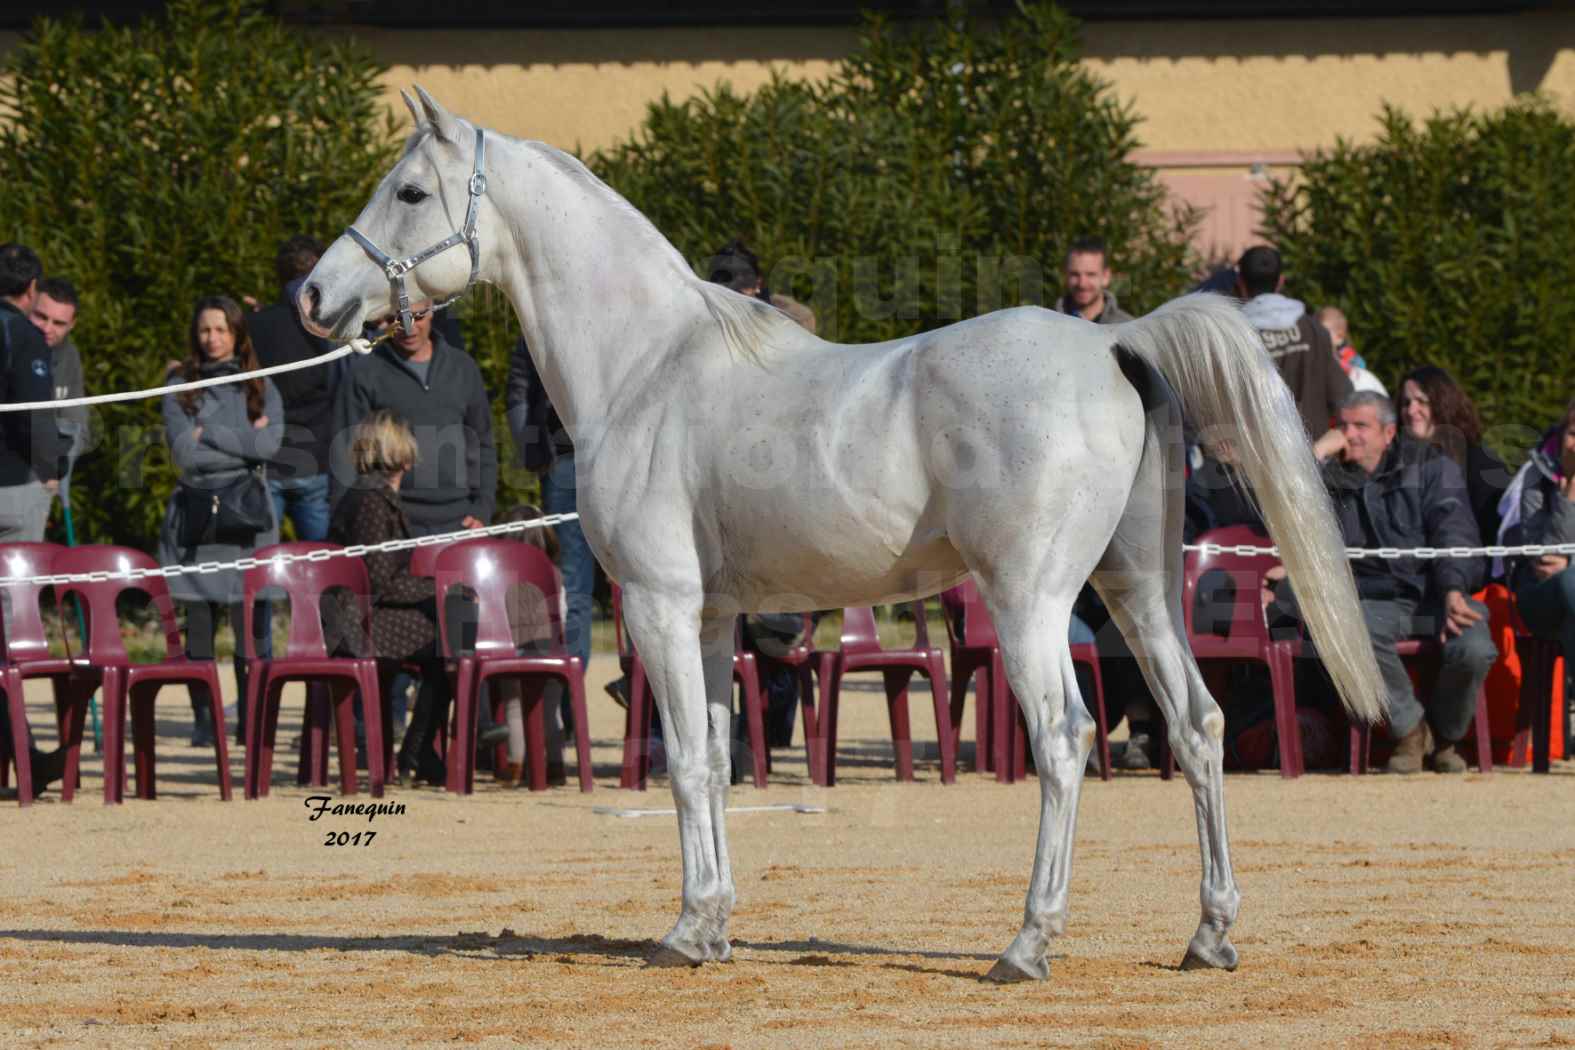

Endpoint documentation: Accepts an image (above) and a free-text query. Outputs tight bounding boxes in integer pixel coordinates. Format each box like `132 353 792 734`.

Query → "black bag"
178 466 271 548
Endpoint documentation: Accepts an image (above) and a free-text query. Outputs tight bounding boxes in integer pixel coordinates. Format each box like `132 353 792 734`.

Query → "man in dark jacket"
0 242 61 542
1276 390 1497 774
1236 245 1352 444
332 301 496 535
1055 236 1133 325
251 236 337 540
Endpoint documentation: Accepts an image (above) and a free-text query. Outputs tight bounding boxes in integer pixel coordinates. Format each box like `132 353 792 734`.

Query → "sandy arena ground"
3 653 1574 1049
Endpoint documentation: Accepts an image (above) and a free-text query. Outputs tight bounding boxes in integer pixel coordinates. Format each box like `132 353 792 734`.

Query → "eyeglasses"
377 306 432 328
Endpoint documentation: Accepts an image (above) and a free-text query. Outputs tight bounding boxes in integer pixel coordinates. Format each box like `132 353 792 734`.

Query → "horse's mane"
518 138 795 367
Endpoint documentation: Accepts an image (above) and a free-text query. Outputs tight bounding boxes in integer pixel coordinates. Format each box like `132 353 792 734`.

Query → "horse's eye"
397 185 428 205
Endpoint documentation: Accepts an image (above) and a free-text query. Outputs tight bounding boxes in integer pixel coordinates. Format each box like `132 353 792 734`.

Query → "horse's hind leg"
981 583 1099 982
1093 461 1241 971
622 587 736 966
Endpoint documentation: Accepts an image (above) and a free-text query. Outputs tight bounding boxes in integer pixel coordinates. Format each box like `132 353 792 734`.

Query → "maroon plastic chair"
242 543 386 799
939 580 1112 783
1509 598 1563 774
811 603 955 785
53 546 231 804
614 587 779 790
1182 526 1304 778
0 542 94 805
1348 638 1493 774
614 587 655 789
435 539 593 794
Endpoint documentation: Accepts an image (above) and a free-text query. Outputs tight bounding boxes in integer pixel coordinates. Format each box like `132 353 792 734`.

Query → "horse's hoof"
646 944 704 969
712 939 734 963
984 955 1046 983
1179 942 1238 972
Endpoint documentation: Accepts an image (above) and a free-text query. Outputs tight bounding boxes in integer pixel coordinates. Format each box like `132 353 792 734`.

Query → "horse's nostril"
306 283 323 317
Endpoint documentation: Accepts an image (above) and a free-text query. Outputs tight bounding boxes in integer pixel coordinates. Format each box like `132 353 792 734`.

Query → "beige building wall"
6 11 1575 255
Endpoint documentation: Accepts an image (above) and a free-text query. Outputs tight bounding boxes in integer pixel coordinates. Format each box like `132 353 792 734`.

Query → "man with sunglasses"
331 300 496 535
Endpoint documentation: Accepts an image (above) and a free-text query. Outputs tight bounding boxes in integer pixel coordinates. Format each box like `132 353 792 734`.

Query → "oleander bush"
583 1 1202 345
1259 99 1575 456
0 0 399 547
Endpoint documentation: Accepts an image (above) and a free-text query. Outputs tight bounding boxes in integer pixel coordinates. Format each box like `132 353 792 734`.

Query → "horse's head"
300 87 487 341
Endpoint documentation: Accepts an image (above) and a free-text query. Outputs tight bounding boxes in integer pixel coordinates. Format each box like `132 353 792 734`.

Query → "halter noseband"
346 125 488 335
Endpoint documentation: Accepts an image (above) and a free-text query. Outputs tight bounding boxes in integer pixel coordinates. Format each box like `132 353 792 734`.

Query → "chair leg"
4 671 32 806
244 662 267 799
822 658 844 787
1472 684 1493 774
447 660 478 795
359 663 386 799
257 678 291 799
1267 651 1303 778
927 656 955 785
297 682 331 788
738 664 768 789
99 667 126 805
1084 656 1111 782
796 663 822 786
882 668 915 782
620 659 650 790
1519 635 1555 774
331 678 359 796
128 681 160 801
522 677 548 792
568 669 594 793
1349 724 1370 775
201 669 232 802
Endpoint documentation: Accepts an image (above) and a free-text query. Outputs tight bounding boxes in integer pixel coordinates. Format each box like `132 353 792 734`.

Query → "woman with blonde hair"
328 410 449 786
159 295 283 748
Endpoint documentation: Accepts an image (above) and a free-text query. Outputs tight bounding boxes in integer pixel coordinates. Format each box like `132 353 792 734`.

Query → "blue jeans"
542 454 595 670
270 473 331 542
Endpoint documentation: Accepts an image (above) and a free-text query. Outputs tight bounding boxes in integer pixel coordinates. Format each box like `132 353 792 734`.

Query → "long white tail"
1116 293 1386 725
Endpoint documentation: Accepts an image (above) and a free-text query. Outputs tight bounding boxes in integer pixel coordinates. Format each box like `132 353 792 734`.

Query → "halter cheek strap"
347 125 488 335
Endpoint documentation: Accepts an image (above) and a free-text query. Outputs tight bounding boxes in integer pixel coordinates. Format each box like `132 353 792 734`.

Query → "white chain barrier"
0 512 579 589
0 337 378 412
1185 541 1575 560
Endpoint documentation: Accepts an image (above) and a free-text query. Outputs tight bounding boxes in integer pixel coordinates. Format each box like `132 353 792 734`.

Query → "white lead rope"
0 337 378 413
0 512 578 589
1184 541 1575 560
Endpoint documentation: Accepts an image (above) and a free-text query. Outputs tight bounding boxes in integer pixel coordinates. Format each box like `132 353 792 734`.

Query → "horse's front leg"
623 587 735 966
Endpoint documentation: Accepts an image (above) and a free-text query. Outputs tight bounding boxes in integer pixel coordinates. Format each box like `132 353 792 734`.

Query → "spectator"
1314 306 1387 396
1236 245 1352 443
489 503 567 788
1271 390 1496 774
1505 397 1575 675
326 410 450 787
332 301 495 535
706 238 818 332
0 242 62 542
334 300 494 742
28 277 91 515
506 335 593 733
1397 365 1508 547
159 296 282 748
1055 236 1133 325
249 235 336 541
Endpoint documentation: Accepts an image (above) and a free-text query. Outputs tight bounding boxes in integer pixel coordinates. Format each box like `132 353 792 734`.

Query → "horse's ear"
400 88 425 130
413 85 461 144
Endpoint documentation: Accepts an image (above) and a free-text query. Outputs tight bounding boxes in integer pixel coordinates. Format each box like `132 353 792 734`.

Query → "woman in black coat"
327 410 450 787
1398 365 1508 548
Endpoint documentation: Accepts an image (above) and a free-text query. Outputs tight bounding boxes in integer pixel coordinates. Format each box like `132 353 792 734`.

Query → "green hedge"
587 2 1201 344
0 0 399 547
1259 98 1575 456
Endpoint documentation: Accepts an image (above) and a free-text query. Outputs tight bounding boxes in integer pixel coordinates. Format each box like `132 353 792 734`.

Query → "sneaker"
1384 721 1432 774
1116 733 1154 771
1431 743 1468 774
190 708 215 749
604 677 630 709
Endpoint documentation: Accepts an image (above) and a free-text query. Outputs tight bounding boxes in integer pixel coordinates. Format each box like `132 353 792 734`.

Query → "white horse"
302 88 1384 982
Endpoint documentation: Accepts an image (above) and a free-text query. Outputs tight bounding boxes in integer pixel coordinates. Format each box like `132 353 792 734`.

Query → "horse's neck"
488 138 700 440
